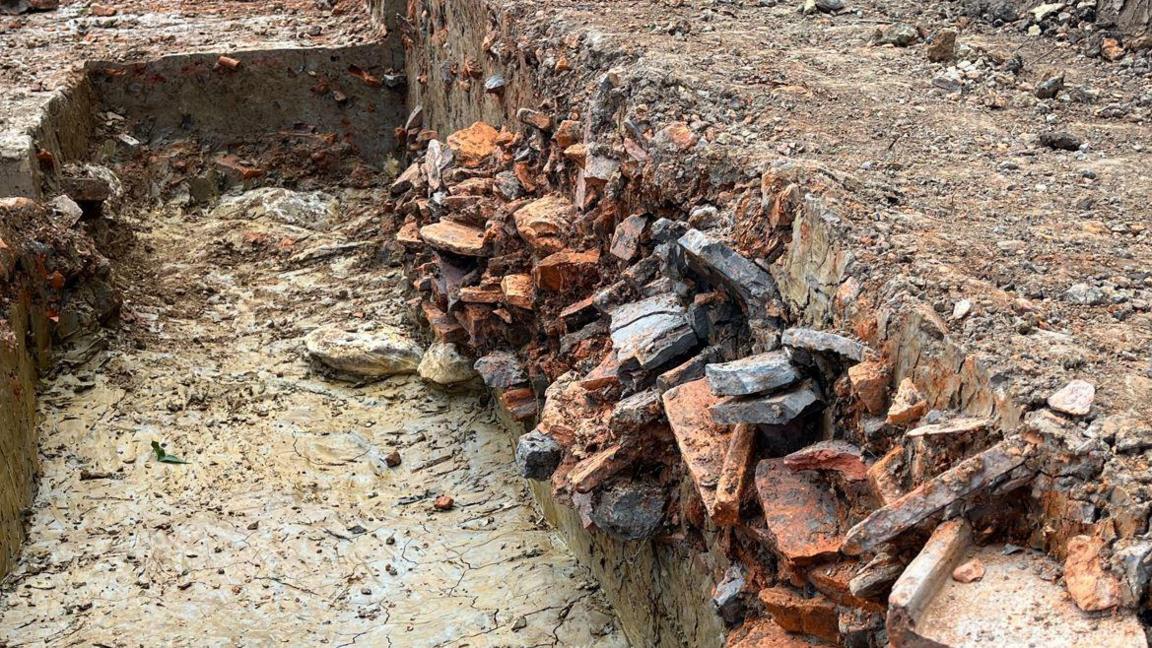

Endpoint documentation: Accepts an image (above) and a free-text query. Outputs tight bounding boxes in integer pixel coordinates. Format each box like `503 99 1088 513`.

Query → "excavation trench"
0 46 629 647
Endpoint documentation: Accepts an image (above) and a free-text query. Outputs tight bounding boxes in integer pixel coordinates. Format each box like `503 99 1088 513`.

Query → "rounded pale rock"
417 342 479 385
1047 379 1095 417
304 325 423 377
951 558 985 583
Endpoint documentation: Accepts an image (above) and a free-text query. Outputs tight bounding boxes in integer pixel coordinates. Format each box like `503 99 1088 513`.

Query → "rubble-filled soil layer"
0 186 626 646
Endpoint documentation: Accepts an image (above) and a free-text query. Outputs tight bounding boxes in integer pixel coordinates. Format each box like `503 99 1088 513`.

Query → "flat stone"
662 378 728 518
609 213 647 261
705 350 800 397
513 194 575 256
906 416 991 438
710 382 821 426
848 552 905 600
419 220 487 256
678 228 782 320
1047 379 1095 417
304 325 423 377
783 440 867 482
755 458 844 567
656 351 712 393
417 342 477 385
473 351 526 389
610 294 697 371
781 327 867 362
515 429 562 481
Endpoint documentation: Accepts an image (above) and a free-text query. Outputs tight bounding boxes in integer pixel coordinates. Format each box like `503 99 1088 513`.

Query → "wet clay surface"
0 187 625 647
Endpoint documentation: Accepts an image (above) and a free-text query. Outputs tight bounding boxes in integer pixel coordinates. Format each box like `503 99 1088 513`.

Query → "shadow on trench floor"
0 185 626 648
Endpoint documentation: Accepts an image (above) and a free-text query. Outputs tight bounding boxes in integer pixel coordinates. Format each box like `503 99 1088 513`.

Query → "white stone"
212 188 338 230
1048 379 1095 417
304 325 423 377
418 342 479 385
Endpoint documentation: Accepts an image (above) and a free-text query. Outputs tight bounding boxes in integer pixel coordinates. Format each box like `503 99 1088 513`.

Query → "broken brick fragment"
500 273 534 309
419 221 487 257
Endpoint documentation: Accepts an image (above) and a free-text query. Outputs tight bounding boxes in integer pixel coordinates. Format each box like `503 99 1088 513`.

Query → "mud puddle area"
0 185 625 647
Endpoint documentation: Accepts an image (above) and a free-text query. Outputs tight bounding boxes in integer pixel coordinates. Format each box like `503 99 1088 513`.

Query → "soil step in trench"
0 187 625 647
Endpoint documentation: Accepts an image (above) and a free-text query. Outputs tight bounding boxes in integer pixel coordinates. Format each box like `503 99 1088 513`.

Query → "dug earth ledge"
4 0 1152 647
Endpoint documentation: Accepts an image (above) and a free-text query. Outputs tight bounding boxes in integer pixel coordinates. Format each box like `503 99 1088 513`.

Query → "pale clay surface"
0 189 625 648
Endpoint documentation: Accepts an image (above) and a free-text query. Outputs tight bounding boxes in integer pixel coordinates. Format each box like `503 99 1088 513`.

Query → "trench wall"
379 0 1051 645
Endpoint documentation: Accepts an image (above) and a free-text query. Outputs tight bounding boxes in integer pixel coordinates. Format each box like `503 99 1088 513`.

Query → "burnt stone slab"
515 429 562 481
710 382 822 426
705 350 799 397
678 228 782 319
609 294 698 370
473 350 527 389
755 458 845 567
781 327 867 362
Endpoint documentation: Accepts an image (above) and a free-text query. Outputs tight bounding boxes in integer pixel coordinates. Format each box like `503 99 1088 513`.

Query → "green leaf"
151 440 189 464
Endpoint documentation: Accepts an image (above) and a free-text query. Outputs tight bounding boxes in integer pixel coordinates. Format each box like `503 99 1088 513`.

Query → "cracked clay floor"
0 186 627 648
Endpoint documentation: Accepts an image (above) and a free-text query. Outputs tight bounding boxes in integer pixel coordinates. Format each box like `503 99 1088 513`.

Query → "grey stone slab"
705 350 799 397
710 382 822 426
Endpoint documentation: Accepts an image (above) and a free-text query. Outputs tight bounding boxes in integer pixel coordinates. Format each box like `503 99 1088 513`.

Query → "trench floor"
0 187 626 648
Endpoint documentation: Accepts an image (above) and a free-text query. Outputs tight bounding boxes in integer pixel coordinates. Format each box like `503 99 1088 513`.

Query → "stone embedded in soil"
1064 535 1124 611
610 388 664 431
1039 131 1082 151
513 193 575 256
417 341 478 385
873 22 920 47
303 325 423 377
1047 379 1096 417
678 228 782 320
842 438 1033 555
755 458 844 567
926 28 958 62
886 377 928 426
710 382 821 426
951 558 985 583
418 220 487 256
473 351 527 389
211 187 338 230
515 429 563 481
588 479 666 541
781 327 866 362
705 350 800 397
